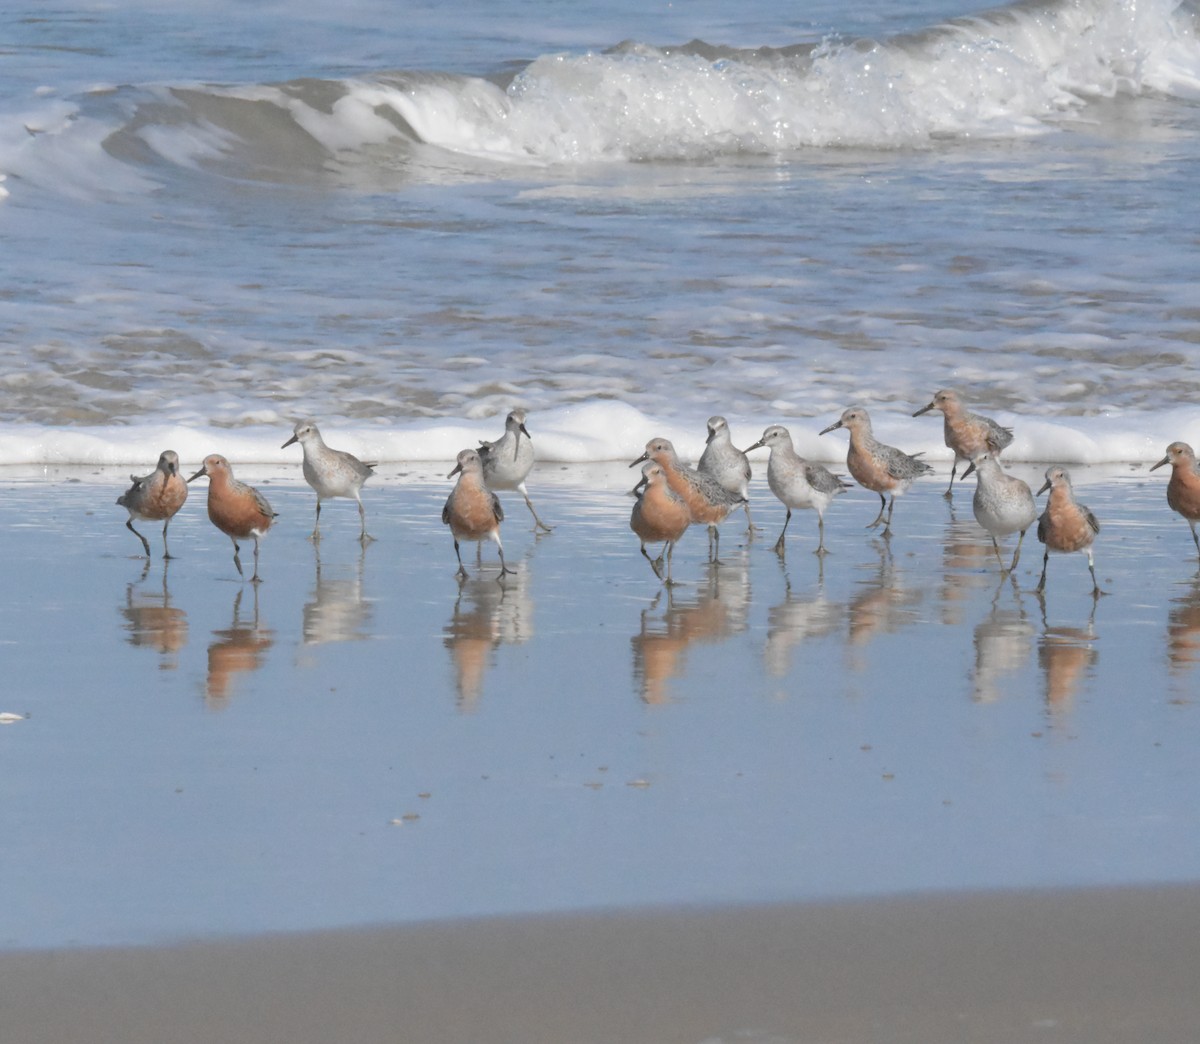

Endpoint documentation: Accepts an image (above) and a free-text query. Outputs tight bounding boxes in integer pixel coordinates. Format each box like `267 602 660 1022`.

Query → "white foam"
0 399 1189 468
353 0 1200 161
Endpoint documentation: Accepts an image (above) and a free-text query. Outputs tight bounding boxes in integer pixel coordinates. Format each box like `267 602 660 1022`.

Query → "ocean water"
2 0 1200 467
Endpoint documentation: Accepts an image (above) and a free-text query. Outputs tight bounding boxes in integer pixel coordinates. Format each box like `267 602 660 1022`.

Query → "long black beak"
912 402 936 417
818 421 842 436
282 434 298 449
186 466 207 483
1150 456 1170 472
629 452 650 468
744 439 765 453
447 463 463 479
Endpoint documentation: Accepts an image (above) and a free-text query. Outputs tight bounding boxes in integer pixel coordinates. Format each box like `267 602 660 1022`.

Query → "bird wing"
807 463 850 495
984 419 1015 451
1085 506 1100 535
251 485 277 519
492 491 504 524
882 445 933 480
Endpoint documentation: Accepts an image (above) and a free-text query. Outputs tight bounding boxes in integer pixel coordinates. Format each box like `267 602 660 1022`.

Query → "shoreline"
3 466 1200 982
7 884 1200 1044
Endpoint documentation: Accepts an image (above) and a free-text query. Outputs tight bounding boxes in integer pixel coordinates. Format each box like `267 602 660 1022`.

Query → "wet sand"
7 885 1200 1044
3 460 1200 1039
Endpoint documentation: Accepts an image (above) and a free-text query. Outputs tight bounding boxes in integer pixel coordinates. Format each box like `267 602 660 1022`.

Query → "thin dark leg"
944 461 957 499
664 541 677 586
866 493 887 529
453 539 468 579
250 537 263 584
496 539 516 579
640 543 663 579
1036 549 1049 592
881 496 896 535
773 508 791 555
231 540 244 578
311 500 322 542
126 519 151 557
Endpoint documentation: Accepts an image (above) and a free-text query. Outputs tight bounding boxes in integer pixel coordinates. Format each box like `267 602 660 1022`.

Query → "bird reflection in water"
971 584 1035 703
846 540 924 670
632 554 751 705
763 558 842 681
939 509 998 626
301 544 373 648
120 560 188 669
1036 596 1098 717
206 586 273 707
1166 574 1200 675
443 565 533 712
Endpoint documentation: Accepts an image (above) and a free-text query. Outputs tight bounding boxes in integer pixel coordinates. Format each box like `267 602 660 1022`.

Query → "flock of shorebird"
114 394 1200 594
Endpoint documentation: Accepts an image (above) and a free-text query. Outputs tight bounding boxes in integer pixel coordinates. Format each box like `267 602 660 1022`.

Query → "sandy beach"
6 885 1200 1044
4 460 1200 1040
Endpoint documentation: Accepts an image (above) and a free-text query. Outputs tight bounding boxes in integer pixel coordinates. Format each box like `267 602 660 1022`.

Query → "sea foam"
0 400 1187 468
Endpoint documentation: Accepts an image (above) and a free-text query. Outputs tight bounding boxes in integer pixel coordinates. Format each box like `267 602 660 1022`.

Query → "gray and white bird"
478 408 552 533
744 425 849 555
970 451 1036 575
282 421 374 542
697 415 754 530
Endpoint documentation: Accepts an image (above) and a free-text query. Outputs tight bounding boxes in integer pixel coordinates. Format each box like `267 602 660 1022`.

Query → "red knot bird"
443 448 514 581
697 416 754 531
282 420 375 543
1151 441 1200 560
970 451 1036 575
1035 465 1102 595
630 437 746 561
818 407 933 535
187 455 277 583
744 424 849 555
913 389 1013 497
630 461 691 585
478 408 552 533
116 450 189 559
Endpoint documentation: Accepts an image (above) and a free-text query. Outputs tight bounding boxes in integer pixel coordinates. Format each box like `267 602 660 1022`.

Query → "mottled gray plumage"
478 408 551 533
745 424 849 555
282 420 374 542
970 452 1036 575
697 415 753 529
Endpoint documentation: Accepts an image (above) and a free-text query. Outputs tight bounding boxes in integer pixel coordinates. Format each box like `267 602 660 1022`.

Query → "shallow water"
2 465 1199 948
1 0 1199 464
